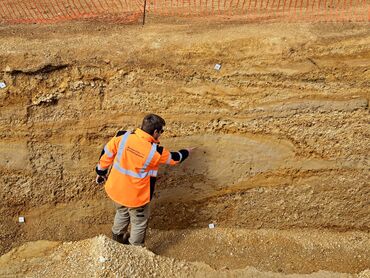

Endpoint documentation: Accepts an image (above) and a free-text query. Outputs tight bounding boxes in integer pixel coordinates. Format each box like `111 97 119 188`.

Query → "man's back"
104 129 161 207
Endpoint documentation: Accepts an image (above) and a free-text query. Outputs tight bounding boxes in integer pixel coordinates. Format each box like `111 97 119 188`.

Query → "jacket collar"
135 128 159 144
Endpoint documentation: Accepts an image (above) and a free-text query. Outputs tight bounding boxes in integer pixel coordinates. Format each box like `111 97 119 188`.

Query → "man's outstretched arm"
157 147 196 165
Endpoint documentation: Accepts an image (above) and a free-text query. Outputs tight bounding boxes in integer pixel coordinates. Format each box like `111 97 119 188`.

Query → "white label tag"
18 216 25 223
214 64 222 71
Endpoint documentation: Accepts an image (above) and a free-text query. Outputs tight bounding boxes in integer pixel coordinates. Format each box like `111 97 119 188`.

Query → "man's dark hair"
141 114 166 135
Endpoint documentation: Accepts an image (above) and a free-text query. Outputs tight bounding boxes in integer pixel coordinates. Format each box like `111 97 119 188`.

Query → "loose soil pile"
1 235 370 277
0 18 369 276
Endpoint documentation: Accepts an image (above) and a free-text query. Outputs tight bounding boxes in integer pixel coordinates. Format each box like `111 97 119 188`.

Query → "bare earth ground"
0 18 369 276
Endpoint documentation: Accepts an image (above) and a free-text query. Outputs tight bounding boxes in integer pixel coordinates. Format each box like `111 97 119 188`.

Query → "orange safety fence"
0 0 143 23
0 0 369 23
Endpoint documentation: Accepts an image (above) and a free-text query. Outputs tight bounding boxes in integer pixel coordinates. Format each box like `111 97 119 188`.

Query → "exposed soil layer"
0 20 369 276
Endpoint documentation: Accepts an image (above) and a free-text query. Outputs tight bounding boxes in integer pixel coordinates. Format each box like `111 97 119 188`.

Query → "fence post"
143 0 147 25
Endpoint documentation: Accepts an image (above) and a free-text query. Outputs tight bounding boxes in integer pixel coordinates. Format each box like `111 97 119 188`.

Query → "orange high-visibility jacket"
96 128 186 208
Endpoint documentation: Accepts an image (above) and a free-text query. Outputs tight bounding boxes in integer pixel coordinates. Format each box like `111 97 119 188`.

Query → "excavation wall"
0 22 369 259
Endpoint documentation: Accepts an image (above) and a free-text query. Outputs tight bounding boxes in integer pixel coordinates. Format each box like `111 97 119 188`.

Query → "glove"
96 175 107 185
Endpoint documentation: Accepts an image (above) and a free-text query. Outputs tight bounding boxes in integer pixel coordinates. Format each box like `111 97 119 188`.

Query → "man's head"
141 114 166 140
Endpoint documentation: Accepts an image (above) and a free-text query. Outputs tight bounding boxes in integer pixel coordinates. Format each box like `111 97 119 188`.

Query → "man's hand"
186 147 197 154
96 175 107 185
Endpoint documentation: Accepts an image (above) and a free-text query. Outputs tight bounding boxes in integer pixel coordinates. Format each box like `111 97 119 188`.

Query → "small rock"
71 80 84 90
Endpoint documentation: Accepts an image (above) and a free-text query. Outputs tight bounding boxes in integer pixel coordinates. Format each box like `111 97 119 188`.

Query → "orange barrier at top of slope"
0 0 368 24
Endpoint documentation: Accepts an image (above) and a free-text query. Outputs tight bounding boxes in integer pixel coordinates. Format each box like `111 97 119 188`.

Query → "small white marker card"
214 64 222 71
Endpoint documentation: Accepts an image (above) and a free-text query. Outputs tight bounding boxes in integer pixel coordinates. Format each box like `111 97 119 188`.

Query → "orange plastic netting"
0 0 368 23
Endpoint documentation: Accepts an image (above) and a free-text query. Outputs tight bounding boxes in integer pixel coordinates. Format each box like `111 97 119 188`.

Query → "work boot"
112 232 130 245
112 232 124 244
122 232 130 245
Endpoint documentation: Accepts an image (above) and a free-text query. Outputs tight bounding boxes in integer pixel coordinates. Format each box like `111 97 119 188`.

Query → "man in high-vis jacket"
95 114 194 246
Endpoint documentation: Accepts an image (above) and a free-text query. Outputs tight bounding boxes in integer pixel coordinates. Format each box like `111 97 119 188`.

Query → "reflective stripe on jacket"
98 128 180 207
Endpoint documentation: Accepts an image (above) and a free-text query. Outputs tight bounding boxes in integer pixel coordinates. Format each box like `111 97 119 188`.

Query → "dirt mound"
1 235 369 278
0 235 210 277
